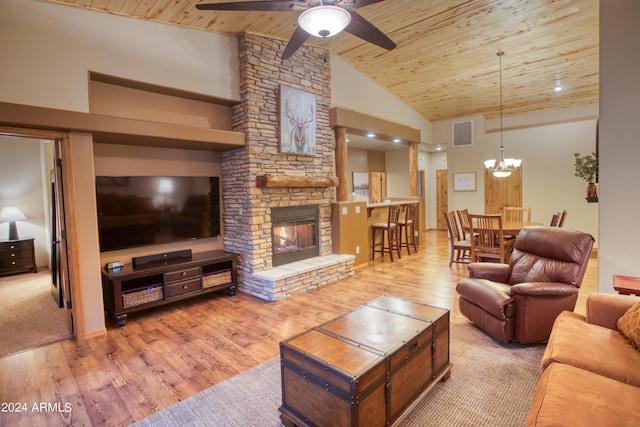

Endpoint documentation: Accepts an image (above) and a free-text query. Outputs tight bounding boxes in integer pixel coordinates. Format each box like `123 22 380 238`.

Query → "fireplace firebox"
271 205 319 266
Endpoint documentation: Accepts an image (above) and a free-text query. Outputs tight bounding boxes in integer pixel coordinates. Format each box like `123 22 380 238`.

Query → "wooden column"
409 142 419 196
335 127 349 201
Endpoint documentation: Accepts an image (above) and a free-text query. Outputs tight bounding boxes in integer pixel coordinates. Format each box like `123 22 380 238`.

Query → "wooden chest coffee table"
279 295 451 427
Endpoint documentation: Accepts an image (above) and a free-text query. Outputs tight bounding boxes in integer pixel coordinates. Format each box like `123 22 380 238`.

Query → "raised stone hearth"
247 254 354 301
221 33 354 301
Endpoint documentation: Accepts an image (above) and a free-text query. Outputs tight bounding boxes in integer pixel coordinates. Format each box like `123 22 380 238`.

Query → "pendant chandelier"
484 50 522 178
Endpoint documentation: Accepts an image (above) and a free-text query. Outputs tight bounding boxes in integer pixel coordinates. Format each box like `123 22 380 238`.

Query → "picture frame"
453 172 476 192
352 172 369 201
279 85 317 156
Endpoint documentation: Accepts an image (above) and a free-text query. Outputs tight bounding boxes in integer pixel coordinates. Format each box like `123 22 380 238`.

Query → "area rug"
132 316 545 427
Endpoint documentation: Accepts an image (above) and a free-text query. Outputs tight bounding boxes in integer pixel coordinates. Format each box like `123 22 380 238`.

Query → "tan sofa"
525 293 640 426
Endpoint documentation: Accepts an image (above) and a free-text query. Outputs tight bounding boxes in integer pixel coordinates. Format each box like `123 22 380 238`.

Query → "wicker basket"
202 271 232 289
123 285 163 308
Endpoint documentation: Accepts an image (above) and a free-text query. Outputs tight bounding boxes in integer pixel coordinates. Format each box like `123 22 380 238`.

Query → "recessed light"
366 132 376 138
554 85 563 92
393 138 401 143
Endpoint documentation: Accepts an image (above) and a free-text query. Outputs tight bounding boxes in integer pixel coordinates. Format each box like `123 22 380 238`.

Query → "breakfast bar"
331 198 420 265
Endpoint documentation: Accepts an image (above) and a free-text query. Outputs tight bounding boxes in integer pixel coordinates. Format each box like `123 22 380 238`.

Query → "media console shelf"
101 250 240 327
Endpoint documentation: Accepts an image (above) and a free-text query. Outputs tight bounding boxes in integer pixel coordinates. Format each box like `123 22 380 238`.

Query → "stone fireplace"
220 33 354 301
272 205 319 267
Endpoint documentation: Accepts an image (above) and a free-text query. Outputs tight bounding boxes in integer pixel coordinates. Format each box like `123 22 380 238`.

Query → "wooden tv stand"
101 250 240 327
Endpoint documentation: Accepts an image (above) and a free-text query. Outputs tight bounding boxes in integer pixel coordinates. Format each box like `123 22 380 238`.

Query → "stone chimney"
221 33 353 301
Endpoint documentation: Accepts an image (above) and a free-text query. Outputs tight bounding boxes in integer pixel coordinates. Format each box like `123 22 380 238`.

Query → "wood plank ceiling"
39 0 599 123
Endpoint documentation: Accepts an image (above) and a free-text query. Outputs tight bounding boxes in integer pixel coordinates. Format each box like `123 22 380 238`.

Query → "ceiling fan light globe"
298 6 351 38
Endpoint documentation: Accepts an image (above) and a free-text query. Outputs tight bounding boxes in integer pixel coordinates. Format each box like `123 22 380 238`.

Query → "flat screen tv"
95 176 220 252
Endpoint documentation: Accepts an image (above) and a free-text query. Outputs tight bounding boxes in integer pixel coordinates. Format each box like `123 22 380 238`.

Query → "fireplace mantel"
256 175 339 188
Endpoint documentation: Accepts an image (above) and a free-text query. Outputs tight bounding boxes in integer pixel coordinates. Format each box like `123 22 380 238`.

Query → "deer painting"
280 86 316 155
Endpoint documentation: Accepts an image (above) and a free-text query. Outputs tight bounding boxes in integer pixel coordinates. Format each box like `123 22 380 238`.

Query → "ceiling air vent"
452 120 473 147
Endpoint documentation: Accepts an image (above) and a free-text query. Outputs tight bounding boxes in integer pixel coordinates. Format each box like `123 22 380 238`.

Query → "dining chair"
503 206 532 222
558 210 567 227
468 213 513 263
444 210 471 267
503 206 531 239
456 209 471 240
549 212 560 226
371 204 401 261
398 203 418 255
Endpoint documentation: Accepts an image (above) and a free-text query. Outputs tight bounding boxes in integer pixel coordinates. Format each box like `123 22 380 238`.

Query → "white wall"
331 57 432 144
0 0 239 112
385 148 411 197
598 1 640 293
434 110 599 242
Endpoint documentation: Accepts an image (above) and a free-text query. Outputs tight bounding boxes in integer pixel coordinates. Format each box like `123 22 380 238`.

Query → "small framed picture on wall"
352 172 369 201
453 172 476 192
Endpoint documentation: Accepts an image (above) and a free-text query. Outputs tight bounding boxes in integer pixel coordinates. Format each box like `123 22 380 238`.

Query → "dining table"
461 218 543 236
501 220 543 235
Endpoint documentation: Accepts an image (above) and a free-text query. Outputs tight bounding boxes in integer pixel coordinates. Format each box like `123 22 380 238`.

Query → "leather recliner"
456 226 595 344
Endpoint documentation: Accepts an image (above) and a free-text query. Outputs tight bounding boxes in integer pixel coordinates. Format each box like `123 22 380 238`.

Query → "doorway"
0 134 73 357
370 171 386 203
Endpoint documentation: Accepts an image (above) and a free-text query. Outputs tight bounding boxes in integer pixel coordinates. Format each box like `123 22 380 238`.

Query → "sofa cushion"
617 301 640 349
526 362 640 427
541 311 640 387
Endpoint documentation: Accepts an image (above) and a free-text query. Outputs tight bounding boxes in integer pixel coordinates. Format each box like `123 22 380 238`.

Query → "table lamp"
0 206 27 241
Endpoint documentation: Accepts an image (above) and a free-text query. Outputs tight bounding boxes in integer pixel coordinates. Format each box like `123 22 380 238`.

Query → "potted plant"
573 152 598 202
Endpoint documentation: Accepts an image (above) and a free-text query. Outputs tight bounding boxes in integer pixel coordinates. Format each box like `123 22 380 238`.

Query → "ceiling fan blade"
196 1 307 12
344 10 396 51
282 25 310 60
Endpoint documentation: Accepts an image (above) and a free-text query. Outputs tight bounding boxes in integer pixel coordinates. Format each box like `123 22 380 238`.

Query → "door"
50 172 62 307
484 168 522 214
53 140 74 331
436 170 448 230
370 171 386 203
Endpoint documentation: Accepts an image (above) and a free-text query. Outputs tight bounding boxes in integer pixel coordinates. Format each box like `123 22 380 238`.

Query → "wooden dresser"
0 238 37 276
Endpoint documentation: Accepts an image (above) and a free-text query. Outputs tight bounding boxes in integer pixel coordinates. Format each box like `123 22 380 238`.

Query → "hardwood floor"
0 230 597 426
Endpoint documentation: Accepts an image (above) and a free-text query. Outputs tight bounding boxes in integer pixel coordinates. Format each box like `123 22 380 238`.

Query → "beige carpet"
132 315 545 427
0 269 71 358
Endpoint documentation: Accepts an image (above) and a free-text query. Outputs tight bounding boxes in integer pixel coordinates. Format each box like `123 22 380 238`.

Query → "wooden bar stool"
398 203 418 255
371 204 401 261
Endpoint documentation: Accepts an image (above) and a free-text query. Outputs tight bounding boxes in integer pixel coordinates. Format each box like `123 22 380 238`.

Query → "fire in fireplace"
271 205 319 266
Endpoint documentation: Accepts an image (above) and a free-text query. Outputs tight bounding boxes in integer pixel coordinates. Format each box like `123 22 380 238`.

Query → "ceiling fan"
195 0 396 60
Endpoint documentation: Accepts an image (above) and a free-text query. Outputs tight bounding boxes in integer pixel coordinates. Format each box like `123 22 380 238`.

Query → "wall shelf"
256 175 339 188
0 102 245 151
